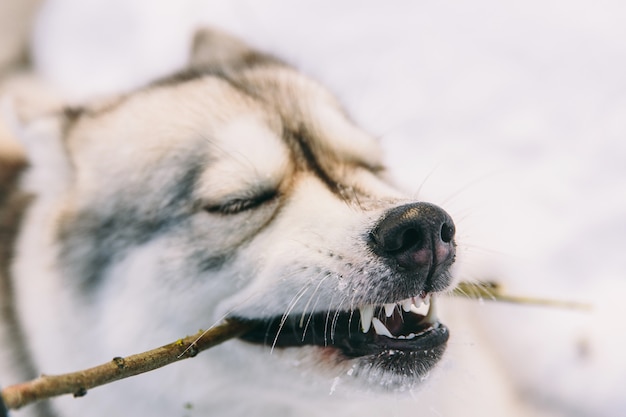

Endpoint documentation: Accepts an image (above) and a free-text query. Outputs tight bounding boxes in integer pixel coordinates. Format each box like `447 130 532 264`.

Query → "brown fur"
0 154 30 369
0 155 57 417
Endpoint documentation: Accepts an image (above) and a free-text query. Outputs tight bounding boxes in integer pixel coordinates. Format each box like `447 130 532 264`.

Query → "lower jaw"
348 343 448 390
315 323 448 388
258 338 448 393
237 309 449 387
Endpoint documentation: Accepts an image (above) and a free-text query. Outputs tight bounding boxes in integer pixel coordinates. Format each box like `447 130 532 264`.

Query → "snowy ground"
25 1 626 415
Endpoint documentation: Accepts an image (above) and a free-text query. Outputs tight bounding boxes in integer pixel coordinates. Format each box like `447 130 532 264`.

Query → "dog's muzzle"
236 203 456 379
369 202 456 293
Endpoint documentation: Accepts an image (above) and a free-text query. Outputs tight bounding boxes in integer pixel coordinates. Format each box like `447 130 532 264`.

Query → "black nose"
369 202 456 289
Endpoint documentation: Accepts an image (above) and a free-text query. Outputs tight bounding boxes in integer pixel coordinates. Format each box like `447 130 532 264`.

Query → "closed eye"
204 189 279 215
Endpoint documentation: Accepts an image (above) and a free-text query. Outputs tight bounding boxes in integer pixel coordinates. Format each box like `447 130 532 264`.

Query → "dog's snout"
370 202 456 282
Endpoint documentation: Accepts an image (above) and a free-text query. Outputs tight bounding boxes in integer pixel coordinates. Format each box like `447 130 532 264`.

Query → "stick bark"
0 319 253 412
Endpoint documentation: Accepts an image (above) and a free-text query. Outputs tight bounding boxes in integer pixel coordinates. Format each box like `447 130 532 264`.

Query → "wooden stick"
0 319 254 411
450 281 592 311
0 281 590 414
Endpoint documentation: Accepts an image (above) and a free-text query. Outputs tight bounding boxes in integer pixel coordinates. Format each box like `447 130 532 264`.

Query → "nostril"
397 228 424 253
440 222 455 243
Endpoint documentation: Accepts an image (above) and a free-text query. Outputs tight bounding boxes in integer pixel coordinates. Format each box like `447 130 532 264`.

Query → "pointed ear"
189 28 281 71
2 95 73 196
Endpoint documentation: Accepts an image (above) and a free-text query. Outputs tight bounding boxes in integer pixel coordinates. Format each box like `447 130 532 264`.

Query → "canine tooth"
401 299 413 312
410 302 426 315
423 293 431 305
372 317 394 338
423 296 438 323
384 303 395 317
360 305 374 333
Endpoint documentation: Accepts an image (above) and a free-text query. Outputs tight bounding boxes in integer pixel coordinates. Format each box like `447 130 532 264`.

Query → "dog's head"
13 29 456 394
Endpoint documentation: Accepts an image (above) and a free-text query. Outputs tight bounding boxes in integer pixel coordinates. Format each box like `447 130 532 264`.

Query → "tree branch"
452 281 592 311
0 281 589 415
0 319 253 412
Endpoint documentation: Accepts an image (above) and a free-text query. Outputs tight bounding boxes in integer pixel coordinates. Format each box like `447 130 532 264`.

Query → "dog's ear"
189 28 281 71
2 95 73 196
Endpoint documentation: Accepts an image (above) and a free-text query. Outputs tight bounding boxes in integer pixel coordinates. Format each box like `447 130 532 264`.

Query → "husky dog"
1 30 532 417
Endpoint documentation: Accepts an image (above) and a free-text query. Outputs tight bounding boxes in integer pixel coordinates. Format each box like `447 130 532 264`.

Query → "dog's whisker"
324 308 332 347
449 279 498 301
302 291 324 342
347 309 356 340
289 269 332 342
180 291 262 358
271 285 311 353
299 272 332 328
345 289 362 341
452 284 472 300
322 292 338 347
456 242 513 258
411 162 442 200
330 296 348 344
300 268 331 341
438 170 504 207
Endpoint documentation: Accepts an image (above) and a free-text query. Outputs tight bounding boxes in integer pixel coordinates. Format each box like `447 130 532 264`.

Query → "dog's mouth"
236 293 448 361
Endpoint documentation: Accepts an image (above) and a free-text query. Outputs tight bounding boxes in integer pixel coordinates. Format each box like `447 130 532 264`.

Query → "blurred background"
2 1 625 415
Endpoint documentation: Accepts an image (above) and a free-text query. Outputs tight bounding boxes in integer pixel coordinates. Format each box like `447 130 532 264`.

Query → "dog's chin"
234 295 448 391
347 342 447 391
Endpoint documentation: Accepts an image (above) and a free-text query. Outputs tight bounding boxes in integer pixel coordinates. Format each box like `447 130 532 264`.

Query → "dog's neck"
0 154 37 386
0 154 29 314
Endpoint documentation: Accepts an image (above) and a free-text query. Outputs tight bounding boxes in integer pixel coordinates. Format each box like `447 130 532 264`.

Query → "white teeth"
384 303 395 317
360 305 374 333
372 317 394 338
409 303 424 315
360 295 439 336
423 296 438 324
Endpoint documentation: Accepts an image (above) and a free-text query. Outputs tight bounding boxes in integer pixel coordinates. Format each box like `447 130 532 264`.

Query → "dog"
1 29 540 417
